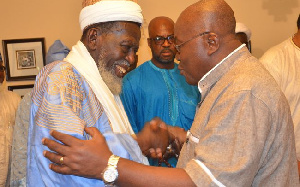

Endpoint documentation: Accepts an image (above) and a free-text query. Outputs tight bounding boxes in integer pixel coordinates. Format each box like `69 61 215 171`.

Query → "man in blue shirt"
120 16 200 167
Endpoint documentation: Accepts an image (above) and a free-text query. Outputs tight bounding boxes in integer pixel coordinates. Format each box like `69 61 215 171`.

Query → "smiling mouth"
116 65 127 74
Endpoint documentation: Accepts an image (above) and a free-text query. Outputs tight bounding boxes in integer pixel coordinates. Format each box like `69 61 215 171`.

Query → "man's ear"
86 28 100 51
206 33 219 56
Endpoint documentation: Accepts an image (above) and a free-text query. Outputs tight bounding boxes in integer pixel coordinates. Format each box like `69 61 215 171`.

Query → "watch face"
103 166 118 183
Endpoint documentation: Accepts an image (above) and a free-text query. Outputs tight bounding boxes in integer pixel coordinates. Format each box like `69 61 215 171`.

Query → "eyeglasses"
148 35 175 45
0 66 5 72
174 32 211 52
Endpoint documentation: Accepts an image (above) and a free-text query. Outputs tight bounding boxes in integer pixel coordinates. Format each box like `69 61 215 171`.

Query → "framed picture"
8 84 34 98
2 38 46 81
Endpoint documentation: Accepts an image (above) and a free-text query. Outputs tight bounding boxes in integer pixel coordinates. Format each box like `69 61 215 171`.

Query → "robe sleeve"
27 62 107 186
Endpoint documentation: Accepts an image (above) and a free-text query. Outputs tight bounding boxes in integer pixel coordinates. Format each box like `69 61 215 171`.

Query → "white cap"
79 0 143 31
235 22 252 41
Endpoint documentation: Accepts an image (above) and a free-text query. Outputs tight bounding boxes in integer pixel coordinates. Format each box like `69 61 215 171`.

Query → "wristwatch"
101 155 120 186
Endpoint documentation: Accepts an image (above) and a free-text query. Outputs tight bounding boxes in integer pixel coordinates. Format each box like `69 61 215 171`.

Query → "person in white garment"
260 14 300 177
0 52 21 186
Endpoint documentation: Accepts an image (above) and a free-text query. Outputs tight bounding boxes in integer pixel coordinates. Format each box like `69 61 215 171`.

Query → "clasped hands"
42 117 186 179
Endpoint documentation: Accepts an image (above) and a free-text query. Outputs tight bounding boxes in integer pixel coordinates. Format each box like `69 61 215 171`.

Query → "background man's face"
148 22 176 64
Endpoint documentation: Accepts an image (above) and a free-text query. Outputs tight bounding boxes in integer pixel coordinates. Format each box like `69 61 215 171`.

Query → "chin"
184 75 198 86
186 80 196 86
161 59 174 64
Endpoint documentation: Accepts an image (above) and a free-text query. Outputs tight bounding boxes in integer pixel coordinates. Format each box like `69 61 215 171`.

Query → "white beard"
97 60 123 95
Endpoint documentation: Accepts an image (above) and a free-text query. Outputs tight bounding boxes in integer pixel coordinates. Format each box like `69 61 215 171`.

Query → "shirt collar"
149 60 177 72
197 44 246 94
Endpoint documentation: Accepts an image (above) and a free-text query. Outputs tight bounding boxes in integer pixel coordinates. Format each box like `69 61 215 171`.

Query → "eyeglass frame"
174 32 211 52
148 35 175 45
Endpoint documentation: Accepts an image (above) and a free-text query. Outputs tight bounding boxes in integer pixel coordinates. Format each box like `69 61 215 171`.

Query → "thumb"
149 117 164 132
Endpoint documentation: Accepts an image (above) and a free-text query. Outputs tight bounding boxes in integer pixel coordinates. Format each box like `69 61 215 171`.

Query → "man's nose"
162 38 171 47
125 51 137 65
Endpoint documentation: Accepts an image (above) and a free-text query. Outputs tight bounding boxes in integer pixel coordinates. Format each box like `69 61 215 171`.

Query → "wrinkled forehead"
108 22 141 45
118 22 141 38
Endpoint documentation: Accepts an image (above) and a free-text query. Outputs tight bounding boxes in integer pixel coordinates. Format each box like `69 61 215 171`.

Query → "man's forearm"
116 158 196 187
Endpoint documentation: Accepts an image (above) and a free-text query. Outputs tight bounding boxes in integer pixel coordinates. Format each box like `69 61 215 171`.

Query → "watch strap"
108 155 120 168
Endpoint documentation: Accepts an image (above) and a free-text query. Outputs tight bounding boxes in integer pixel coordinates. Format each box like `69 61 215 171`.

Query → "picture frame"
2 38 46 81
8 84 34 98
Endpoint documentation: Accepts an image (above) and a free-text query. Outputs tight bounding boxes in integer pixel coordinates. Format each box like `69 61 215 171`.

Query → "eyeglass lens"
152 35 175 45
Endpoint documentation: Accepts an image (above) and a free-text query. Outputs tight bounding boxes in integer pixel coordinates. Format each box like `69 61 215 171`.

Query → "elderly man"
0 52 21 186
27 0 169 186
43 0 299 186
120 16 200 167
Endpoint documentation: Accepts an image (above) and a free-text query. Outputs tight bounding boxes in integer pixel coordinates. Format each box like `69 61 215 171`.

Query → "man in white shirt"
260 14 300 176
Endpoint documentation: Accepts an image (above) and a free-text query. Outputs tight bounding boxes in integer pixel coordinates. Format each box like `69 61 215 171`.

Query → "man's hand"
167 125 187 148
161 126 186 163
42 127 111 179
136 117 170 158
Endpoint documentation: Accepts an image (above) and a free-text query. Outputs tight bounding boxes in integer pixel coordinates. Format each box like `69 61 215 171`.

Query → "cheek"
151 46 161 54
185 65 199 85
169 46 177 56
103 51 124 67
178 59 196 83
179 54 203 85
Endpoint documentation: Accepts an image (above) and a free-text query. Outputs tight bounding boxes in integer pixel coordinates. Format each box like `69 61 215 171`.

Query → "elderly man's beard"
97 58 129 95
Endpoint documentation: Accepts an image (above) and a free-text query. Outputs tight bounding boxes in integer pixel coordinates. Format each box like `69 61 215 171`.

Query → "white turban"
235 22 252 41
79 0 143 31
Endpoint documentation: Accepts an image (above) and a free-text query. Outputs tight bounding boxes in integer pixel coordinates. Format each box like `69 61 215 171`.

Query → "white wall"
0 0 299 86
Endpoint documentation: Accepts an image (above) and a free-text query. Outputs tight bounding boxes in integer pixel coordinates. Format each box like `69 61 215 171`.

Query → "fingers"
158 120 168 130
155 148 163 158
42 138 68 156
148 148 163 159
149 119 160 132
84 127 103 140
44 149 76 176
149 118 168 132
43 150 64 165
49 163 73 175
149 148 158 158
50 130 80 146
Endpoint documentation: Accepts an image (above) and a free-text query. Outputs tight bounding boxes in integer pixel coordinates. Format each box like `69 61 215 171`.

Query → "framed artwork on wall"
8 84 34 98
2 38 46 81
